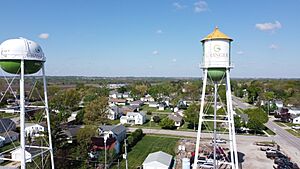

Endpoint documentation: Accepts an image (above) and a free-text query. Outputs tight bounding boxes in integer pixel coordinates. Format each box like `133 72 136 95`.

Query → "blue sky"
0 0 299 78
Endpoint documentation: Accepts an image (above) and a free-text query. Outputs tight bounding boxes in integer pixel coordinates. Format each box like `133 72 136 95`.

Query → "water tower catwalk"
193 28 239 169
0 38 54 169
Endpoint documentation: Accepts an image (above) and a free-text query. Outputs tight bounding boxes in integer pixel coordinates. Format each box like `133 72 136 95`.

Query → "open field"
112 135 178 169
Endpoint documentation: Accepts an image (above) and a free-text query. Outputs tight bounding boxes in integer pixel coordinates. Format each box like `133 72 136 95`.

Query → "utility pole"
124 139 128 169
104 138 107 169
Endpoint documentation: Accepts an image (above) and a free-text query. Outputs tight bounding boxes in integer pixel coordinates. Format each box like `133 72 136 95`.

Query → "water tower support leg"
42 63 55 169
193 69 208 169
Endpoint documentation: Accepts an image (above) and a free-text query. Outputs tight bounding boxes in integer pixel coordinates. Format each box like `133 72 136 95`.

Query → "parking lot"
175 135 299 169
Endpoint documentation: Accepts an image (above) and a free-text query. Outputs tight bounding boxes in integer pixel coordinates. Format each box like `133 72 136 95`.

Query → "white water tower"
0 38 55 169
193 27 239 169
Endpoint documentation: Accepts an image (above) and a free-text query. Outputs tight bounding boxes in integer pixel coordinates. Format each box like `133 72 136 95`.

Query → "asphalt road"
232 96 254 110
265 119 300 163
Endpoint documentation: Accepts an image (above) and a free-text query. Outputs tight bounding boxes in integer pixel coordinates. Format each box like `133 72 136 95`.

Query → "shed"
142 151 172 169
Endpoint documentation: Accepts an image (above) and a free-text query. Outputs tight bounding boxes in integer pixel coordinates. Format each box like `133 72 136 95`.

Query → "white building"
289 108 300 116
120 112 146 125
142 151 173 169
292 116 300 124
25 123 45 137
275 101 284 109
11 148 32 162
149 102 158 108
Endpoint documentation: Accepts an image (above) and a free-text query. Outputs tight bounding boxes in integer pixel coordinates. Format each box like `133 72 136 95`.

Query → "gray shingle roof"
143 151 172 167
168 113 183 122
100 125 126 136
0 118 16 133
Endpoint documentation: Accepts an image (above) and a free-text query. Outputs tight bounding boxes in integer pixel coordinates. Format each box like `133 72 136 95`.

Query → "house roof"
143 151 172 167
63 125 83 137
130 100 144 105
109 98 127 103
0 118 16 133
168 113 183 122
127 112 145 117
0 130 19 138
201 27 233 42
100 125 126 136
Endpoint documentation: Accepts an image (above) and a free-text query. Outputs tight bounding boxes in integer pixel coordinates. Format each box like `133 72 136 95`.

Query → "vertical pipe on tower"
226 72 234 167
213 83 218 169
20 59 26 169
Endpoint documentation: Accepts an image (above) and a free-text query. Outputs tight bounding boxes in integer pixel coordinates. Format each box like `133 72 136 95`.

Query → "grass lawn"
274 121 287 127
0 113 18 118
141 105 172 113
112 135 178 169
108 119 120 125
285 129 300 138
0 141 20 152
264 128 276 135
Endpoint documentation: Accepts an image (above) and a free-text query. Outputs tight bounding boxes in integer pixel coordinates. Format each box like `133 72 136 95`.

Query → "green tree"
184 103 199 130
159 118 175 129
244 108 268 133
83 96 108 125
76 125 98 159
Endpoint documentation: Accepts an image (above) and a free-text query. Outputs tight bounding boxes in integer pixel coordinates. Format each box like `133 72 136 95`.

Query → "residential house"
0 131 19 146
275 101 284 109
141 94 155 102
149 102 158 108
158 103 167 111
11 148 32 162
130 100 144 107
0 119 18 146
98 125 126 153
108 98 127 106
168 113 183 127
25 123 45 137
142 151 173 169
0 118 16 133
121 105 139 114
62 125 83 144
289 107 300 116
109 91 118 98
108 106 123 120
123 92 131 98
292 116 300 124
120 112 146 125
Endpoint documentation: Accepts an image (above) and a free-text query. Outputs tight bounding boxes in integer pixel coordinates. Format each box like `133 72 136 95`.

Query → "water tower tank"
201 27 233 81
0 38 45 74
182 158 190 169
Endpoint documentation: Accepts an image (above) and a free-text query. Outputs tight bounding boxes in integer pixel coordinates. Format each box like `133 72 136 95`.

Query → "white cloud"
194 0 208 13
173 2 186 10
237 51 244 55
269 44 278 49
255 21 282 31
38 33 49 39
152 50 159 55
172 58 177 62
156 29 163 34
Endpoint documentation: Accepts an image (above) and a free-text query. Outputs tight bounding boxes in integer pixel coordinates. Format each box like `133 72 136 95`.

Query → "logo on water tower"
213 45 221 52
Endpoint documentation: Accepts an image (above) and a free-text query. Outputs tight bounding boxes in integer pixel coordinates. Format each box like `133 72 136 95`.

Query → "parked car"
197 156 207 164
291 126 300 130
211 139 226 144
199 163 214 169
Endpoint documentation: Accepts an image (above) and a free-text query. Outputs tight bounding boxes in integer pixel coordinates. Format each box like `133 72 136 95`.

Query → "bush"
159 118 175 129
146 111 152 115
127 129 144 148
152 116 161 123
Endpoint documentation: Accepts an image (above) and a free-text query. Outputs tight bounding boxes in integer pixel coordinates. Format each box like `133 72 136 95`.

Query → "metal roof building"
142 151 172 169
